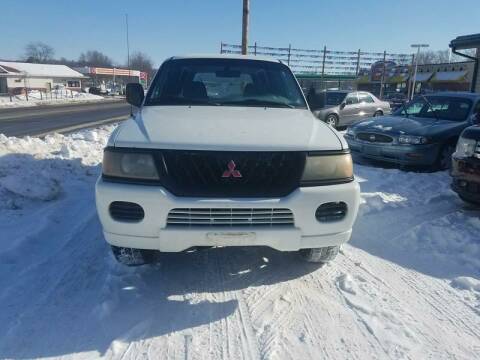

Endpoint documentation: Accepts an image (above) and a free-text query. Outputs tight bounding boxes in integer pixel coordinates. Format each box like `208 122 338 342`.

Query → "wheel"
436 143 456 171
325 114 338 128
299 245 340 263
373 110 383 117
111 245 158 266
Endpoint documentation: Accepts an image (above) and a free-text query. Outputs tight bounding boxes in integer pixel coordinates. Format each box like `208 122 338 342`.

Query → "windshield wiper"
419 94 440 121
222 99 296 109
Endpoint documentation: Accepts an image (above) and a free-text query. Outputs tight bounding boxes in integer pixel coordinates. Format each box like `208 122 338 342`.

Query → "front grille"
158 150 305 197
167 208 295 227
356 132 393 143
109 201 145 222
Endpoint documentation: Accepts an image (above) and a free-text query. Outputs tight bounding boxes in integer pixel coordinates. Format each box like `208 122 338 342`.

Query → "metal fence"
1 88 79 103
221 42 413 76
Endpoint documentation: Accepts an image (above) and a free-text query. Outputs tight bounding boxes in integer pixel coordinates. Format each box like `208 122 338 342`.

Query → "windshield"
326 92 348 105
393 96 472 121
145 58 307 109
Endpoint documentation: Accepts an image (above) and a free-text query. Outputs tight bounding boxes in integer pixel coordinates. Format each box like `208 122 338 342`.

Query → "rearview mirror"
126 83 145 107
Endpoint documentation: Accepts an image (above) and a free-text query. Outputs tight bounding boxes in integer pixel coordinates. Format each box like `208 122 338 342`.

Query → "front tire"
111 245 158 266
299 246 340 263
436 143 456 171
325 114 339 128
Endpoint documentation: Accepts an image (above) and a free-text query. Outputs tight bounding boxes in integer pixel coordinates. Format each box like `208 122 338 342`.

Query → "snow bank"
0 90 105 108
0 126 112 208
451 276 480 292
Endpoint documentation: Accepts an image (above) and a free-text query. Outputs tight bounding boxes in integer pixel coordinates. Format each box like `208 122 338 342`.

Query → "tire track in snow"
337 246 480 359
214 248 262 360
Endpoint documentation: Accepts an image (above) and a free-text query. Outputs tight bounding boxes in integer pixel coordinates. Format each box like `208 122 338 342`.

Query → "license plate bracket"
206 232 256 242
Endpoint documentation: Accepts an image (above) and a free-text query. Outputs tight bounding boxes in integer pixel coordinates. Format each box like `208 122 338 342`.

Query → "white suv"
95 55 360 265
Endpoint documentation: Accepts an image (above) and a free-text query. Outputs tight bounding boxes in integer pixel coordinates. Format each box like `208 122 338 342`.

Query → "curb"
34 115 129 137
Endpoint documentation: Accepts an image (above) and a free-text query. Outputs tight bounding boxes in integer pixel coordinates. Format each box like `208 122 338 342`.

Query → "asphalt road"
0 100 131 137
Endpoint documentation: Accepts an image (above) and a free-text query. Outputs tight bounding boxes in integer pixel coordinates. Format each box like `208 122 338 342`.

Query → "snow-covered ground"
0 127 479 359
0 89 105 109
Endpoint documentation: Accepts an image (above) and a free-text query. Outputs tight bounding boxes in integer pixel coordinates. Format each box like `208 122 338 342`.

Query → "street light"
410 44 429 100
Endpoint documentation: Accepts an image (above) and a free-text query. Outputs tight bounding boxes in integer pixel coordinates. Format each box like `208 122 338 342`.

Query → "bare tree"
128 51 155 79
78 50 113 67
416 49 472 65
24 42 55 63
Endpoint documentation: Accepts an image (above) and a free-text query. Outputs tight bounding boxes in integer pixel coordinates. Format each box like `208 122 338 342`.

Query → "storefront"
74 66 148 94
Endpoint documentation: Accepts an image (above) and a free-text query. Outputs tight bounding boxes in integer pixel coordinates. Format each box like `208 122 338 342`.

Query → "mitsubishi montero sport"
95 55 360 266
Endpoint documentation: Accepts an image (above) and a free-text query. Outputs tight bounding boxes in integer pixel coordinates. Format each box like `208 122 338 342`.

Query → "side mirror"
340 102 346 109
126 83 145 107
469 113 480 124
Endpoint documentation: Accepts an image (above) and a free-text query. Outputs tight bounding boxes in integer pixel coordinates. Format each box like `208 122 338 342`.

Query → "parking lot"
0 125 479 359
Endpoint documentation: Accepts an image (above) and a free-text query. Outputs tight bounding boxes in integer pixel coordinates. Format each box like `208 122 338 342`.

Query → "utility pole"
379 50 387 99
126 14 131 81
407 54 415 100
241 0 249 55
410 44 429 100
355 49 361 76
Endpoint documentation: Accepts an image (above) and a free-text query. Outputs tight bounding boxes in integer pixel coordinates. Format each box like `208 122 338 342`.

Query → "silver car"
309 91 391 128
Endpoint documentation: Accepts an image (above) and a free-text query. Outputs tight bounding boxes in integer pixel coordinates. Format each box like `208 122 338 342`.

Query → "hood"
462 124 480 140
113 106 345 151
353 115 463 136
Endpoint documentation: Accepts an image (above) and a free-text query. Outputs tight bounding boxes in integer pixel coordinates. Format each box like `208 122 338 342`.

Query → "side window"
473 101 480 123
345 94 359 105
359 93 374 103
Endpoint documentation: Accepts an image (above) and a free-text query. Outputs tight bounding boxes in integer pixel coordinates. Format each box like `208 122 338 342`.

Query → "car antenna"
419 94 440 121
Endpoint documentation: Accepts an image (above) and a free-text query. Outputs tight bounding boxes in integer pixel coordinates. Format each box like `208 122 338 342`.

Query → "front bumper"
346 136 440 166
451 155 480 202
95 178 360 252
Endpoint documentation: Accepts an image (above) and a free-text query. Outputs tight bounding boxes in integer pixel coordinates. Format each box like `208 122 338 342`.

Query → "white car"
95 54 360 265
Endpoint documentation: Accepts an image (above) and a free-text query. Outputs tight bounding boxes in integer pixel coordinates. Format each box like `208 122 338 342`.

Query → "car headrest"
183 81 208 99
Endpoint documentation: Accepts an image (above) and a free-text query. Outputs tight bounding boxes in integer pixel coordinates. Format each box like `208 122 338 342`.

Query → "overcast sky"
2 0 480 66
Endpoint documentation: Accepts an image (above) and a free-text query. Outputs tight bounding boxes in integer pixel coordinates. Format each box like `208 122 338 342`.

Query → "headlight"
102 149 159 180
455 137 477 158
301 153 353 185
398 135 429 145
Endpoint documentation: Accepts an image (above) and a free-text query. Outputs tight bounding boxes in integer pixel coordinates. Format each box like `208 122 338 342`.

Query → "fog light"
109 201 145 222
316 202 347 222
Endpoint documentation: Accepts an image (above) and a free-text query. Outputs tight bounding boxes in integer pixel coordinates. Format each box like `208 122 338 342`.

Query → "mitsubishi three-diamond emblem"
222 160 242 178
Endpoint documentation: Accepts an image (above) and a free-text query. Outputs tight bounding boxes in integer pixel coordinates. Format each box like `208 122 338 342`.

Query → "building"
357 61 476 97
74 66 148 93
295 73 358 93
0 61 85 95
412 61 474 93
450 33 480 93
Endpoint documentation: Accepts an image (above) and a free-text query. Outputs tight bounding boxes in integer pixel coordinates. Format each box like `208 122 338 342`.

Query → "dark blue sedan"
345 92 480 170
